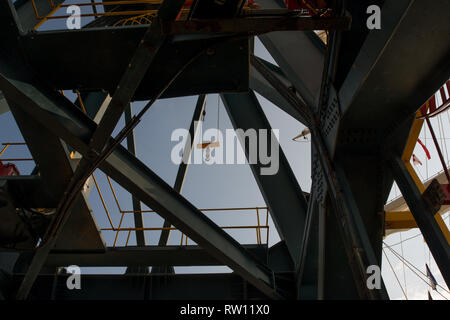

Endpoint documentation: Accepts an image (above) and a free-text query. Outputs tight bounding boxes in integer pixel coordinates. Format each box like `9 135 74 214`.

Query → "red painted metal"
425 117 450 184
0 160 19 176
416 80 450 185
418 80 450 119
284 0 301 9
441 184 450 206
284 0 328 10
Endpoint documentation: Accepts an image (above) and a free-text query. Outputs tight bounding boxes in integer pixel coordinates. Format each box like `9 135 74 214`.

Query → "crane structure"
0 0 449 300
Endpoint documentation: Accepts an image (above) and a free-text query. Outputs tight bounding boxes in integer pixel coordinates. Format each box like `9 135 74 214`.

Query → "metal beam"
161 15 351 36
333 159 388 294
339 0 450 129
250 58 308 125
250 55 312 126
0 1 22 58
296 187 318 299
14 0 66 31
14 273 281 300
317 192 326 300
257 0 325 111
0 59 280 299
19 28 249 100
101 143 279 298
123 103 146 274
0 91 8 115
7 100 72 200
221 91 308 269
339 0 412 116
75 91 110 121
124 104 145 248
156 94 207 251
250 52 387 300
388 156 450 287
42 245 267 268
87 0 186 156
12 1 186 299
6 97 105 252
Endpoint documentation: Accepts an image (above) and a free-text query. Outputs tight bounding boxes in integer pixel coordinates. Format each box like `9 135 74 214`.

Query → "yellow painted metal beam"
404 151 450 244
401 107 427 162
385 211 417 230
386 105 450 243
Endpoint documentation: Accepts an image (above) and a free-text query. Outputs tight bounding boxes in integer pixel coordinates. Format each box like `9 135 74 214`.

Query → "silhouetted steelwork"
0 0 449 301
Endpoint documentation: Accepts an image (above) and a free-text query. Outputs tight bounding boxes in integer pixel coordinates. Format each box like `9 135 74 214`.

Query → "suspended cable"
385 245 449 300
415 165 425 182
418 137 450 141
437 113 449 166
383 248 408 300
399 232 408 297
446 111 450 164
384 242 450 295
384 233 422 247
424 123 429 179
422 235 428 277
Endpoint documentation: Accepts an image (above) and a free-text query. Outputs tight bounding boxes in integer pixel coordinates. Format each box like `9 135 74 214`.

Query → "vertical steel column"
317 196 326 299
251 54 388 300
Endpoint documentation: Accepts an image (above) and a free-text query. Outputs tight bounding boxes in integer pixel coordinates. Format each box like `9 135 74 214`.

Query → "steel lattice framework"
0 0 449 300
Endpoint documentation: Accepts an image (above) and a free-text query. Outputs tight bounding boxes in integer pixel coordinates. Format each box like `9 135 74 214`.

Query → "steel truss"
0 0 449 300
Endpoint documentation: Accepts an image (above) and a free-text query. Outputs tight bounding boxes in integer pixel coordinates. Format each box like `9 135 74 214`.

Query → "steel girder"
250 52 388 299
75 92 111 122
14 0 66 32
221 91 308 268
0 1 22 114
388 157 450 287
96 135 280 298
158 95 207 247
153 95 207 275
12 0 187 299
41 245 267 268
6 100 105 251
163 16 351 36
330 0 450 298
314 0 450 300
6 10 350 102
257 0 325 111
86 0 186 159
295 182 319 299
1 0 448 301
339 0 450 130
10 272 295 300
124 104 145 248
20 27 249 100
0 55 281 299
250 58 308 125
0 92 8 115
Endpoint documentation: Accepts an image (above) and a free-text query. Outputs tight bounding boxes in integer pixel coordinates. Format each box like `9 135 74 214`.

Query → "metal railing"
0 141 270 247
70 90 271 247
0 142 33 162
29 0 323 30
30 0 190 29
92 169 270 246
